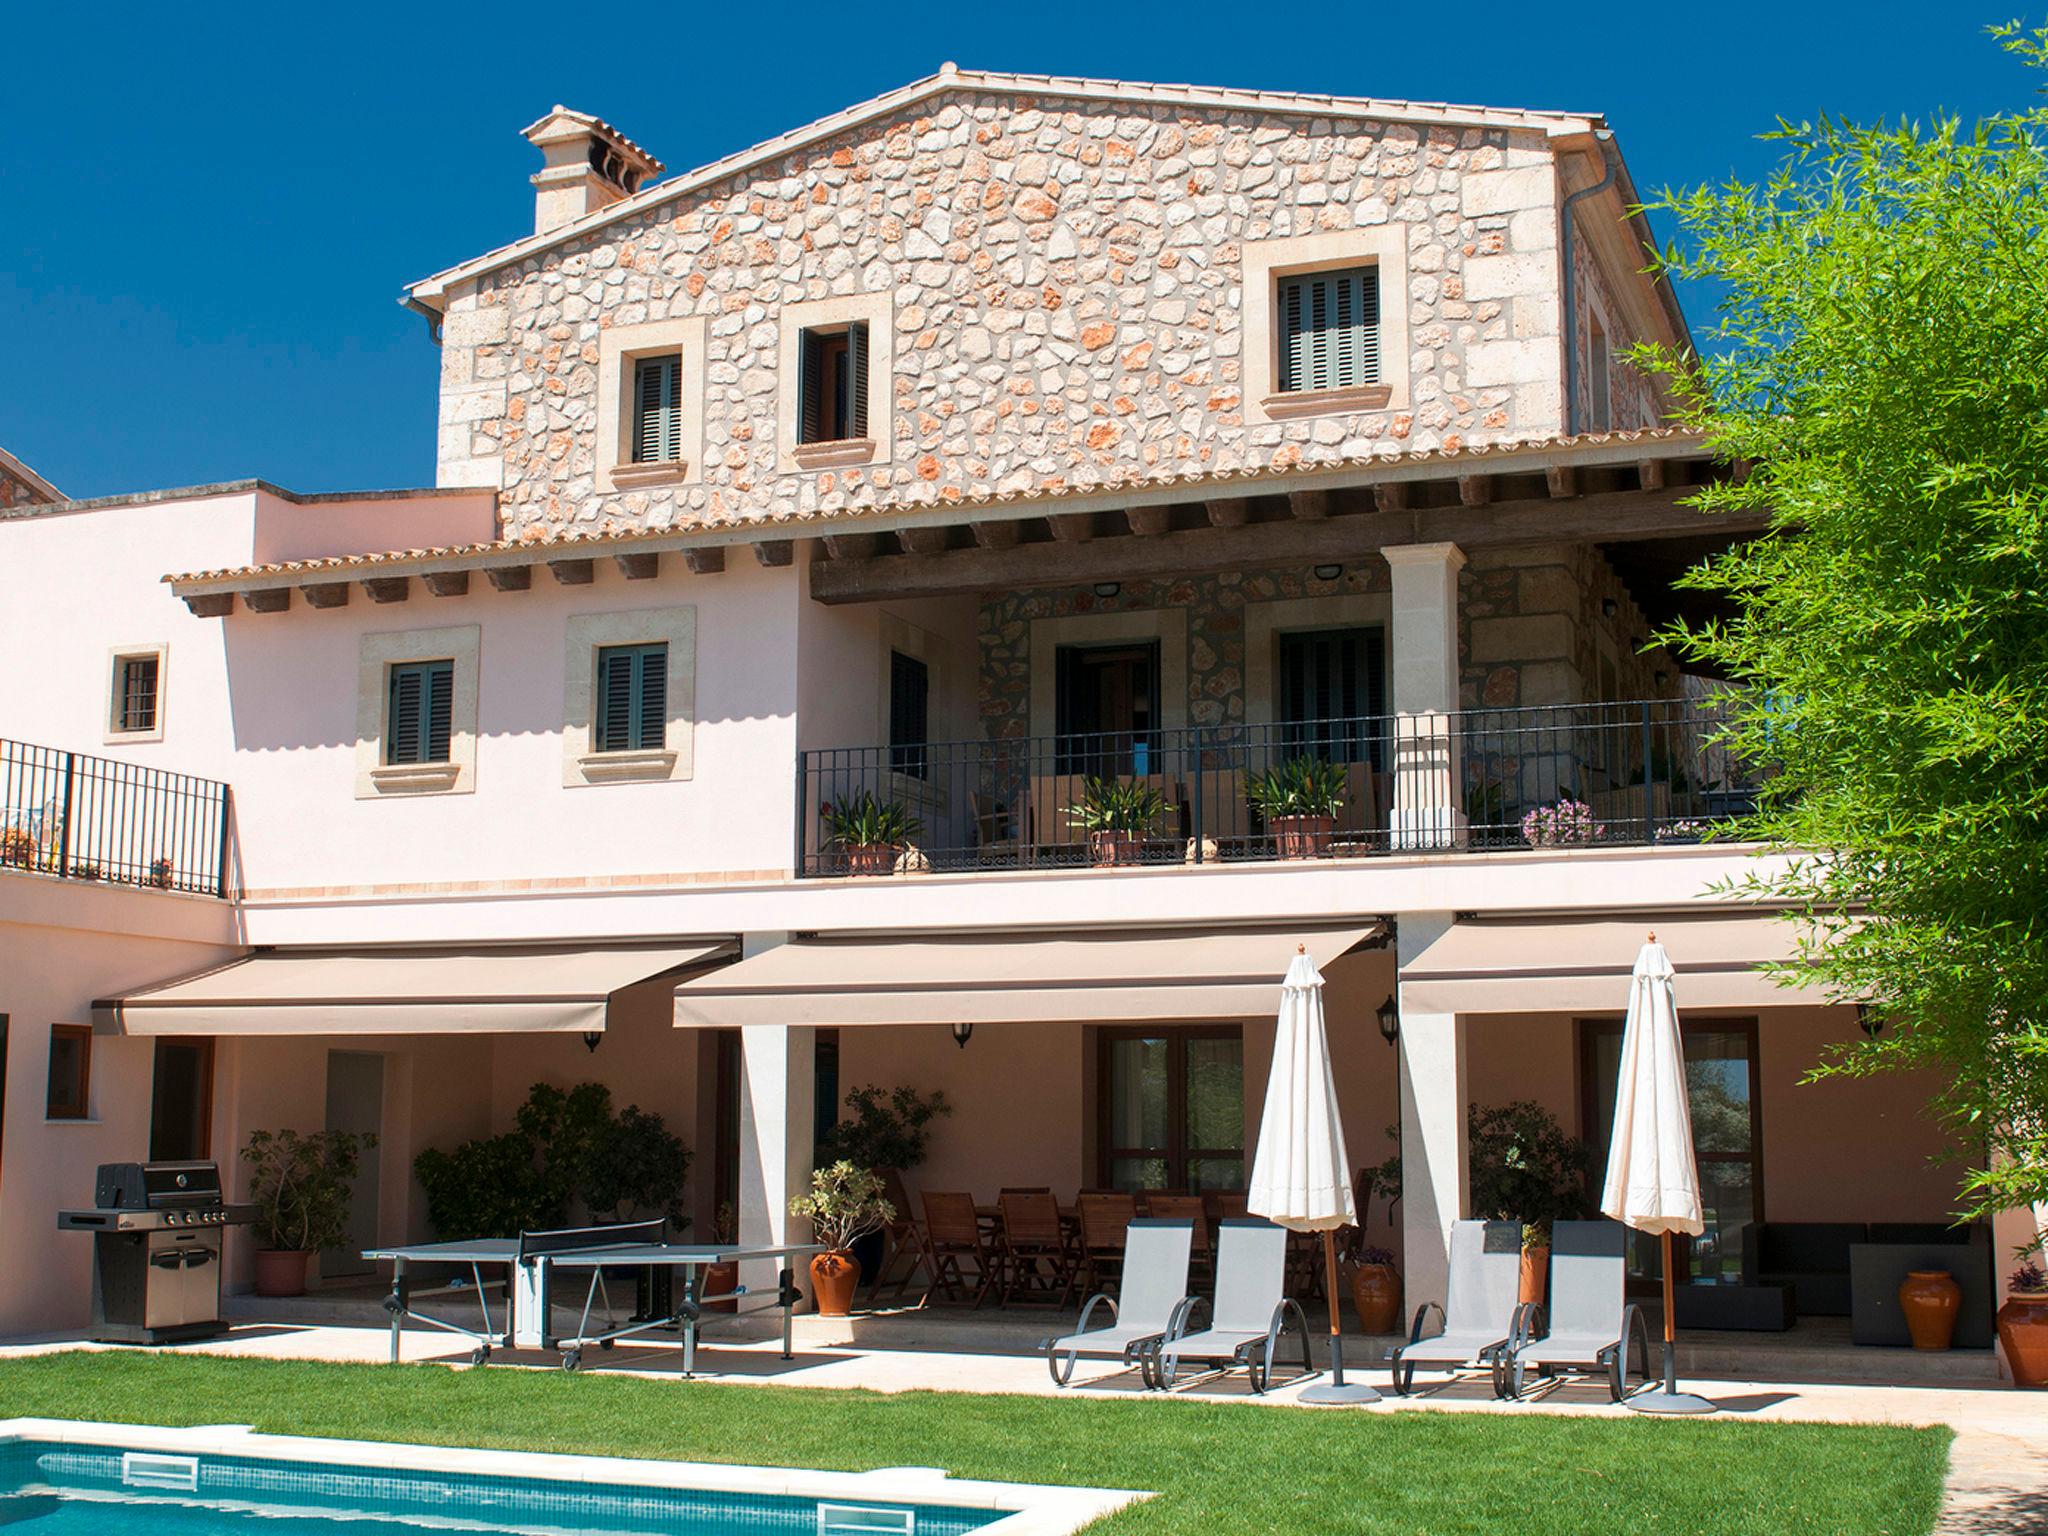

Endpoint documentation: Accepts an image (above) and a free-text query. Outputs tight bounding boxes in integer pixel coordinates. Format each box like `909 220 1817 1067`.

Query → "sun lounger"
1497 1218 1650 1402
1043 1217 1196 1387
1387 1219 1523 1394
1156 1219 1310 1393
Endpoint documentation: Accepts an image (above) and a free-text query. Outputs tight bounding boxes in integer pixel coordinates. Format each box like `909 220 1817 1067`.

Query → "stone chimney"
521 106 665 236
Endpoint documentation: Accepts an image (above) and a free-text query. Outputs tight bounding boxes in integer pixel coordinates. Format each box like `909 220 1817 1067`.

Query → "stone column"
1396 910 1468 1311
736 932 815 1299
1385 543 1466 850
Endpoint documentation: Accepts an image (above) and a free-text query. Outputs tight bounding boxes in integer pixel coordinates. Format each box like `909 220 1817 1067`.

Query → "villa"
0 67 2027 1368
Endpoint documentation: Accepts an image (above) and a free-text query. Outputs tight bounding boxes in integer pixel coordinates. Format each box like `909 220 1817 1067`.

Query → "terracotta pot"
1898 1269 1962 1351
252 1248 309 1299
1088 831 1145 867
842 844 898 877
1270 814 1336 859
1518 1246 1550 1308
1996 1293 2048 1387
1348 1262 1402 1334
810 1250 861 1317
702 1259 740 1314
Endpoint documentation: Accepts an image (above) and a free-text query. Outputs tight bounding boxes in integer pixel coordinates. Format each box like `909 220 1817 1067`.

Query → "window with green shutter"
1277 266 1381 394
386 660 454 765
632 354 683 464
798 322 869 444
595 643 668 753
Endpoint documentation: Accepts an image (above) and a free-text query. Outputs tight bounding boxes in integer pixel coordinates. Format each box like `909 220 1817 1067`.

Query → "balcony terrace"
0 738 234 898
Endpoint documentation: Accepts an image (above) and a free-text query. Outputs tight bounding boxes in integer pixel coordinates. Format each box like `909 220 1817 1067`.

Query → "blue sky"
2 2 2029 499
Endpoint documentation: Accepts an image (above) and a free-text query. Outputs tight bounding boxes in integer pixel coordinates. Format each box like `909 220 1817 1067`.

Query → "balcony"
1 738 234 897
795 697 1761 877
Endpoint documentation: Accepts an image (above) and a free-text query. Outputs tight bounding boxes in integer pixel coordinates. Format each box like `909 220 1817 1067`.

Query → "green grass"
0 1352 1948 1535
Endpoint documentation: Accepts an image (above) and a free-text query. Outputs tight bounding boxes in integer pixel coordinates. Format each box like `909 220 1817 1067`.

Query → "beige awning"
97 939 734 1037
672 923 1383 1028
1398 913 1820 1014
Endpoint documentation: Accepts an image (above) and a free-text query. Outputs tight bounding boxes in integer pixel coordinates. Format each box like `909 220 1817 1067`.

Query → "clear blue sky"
2 1 2030 499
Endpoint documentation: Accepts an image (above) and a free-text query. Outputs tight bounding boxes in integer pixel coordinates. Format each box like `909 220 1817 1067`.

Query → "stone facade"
432 86 1668 540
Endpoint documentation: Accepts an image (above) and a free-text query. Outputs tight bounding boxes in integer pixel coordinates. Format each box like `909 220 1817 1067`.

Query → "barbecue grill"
57 1160 256 1343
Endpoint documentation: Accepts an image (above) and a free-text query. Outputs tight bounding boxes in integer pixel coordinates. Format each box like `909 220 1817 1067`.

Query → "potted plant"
1062 775 1168 866
819 1083 951 1283
1244 755 1346 858
1522 798 1604 848
704 1202 741 1313
1998 1259 2048 1388
148 856 175 889
1342 1239 1402 1333
788 1160 894 1317
241 1128 377 1298
820 792 922 876
1467 1100 1594 1306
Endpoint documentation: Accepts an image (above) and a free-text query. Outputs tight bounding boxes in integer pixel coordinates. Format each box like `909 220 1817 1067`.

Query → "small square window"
632 354 683 464
1277 267 1380 394
595 643 668 753
110 653 161 735
386 660 454 765
799 322 869 444
47 1023 91 1120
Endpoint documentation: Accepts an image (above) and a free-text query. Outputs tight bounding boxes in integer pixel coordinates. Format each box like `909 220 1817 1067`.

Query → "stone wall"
1459 543 1676 711
434 89 1675 540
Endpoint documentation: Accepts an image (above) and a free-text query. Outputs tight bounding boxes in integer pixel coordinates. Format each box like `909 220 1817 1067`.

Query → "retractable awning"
96 939 734 1037
672 923 1383 1028
1397 912 1817 1014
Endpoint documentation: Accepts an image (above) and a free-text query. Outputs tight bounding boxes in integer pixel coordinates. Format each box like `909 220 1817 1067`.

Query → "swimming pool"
0 1421 1142 1535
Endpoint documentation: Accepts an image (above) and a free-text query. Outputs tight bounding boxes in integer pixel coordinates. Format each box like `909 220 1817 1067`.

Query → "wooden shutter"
597 644 667 752
636 645 667 749
387 660 453 764
799 331 822 445
1278 267 1380 392
424 661 454 762
847 322 870 439
633 355 680 463
387 666 422 764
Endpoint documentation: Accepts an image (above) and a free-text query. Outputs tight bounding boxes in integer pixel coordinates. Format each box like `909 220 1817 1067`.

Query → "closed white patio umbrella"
1600 933 1715 1415
1248 944 1377 1404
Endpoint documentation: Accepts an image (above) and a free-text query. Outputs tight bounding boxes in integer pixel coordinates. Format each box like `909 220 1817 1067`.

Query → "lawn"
0 1352 1947 1536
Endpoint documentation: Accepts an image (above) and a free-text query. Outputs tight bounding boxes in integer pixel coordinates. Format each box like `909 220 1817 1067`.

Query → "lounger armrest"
1165 1296 1210 1345
1042 1292 1117 1351
1405 1300 1446 1348
1619 1302 1652 1377
1505 1300 1545 1357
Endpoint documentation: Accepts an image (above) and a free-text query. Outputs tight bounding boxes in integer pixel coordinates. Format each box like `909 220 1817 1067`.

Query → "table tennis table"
364 1220 824 1376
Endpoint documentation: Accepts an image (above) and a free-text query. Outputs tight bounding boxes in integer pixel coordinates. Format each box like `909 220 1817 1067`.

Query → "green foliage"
413 1081 690 1239
1636 23 2048 1230
1242 755 1347 819
1061 775 1168 835
1466 1100 1594 1245
789 1160 895 1251
820 792 922 847
241 1128 377 1253
818 1083 952 1172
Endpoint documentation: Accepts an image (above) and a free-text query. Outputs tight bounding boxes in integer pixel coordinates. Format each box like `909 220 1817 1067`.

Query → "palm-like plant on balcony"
820 792 923 876
1062 775 1168 866
1244 755 1347 859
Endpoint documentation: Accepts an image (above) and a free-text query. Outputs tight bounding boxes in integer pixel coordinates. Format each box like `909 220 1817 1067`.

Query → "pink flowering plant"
1521 798 1604 847
2012 1261 2048 1296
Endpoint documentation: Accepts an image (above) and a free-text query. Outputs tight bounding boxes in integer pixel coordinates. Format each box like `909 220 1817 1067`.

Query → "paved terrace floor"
4 1301 2042 1535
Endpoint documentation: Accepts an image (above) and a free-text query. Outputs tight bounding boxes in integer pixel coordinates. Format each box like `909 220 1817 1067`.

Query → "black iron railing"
0 739 234 897
795 697 1761 876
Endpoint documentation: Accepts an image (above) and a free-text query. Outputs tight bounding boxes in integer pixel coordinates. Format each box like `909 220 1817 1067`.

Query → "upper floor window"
386 660 454 766
1277 267 1381 395
632 354 683 465
47 1023 91 1120
110 652 162 736
1279 626 1387 768
888 650 930 780
799 322 869 444
1587 320 1613 432
596 642 668 753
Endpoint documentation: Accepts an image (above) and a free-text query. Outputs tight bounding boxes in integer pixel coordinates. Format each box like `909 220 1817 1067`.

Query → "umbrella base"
1627 1389 1716 1416
1299 1381 1382 1405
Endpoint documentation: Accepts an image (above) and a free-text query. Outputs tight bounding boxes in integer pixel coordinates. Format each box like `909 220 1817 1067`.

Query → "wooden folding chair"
998 1191 1078 1309
868 1168 925 1306
920 1191 995 1307
1144 1193 1213 1287
1075 1191 1137 1296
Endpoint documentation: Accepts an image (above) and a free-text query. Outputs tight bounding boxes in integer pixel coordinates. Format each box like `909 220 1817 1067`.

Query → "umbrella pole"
1626 1229 1715 1415
1297 1229 1380 1405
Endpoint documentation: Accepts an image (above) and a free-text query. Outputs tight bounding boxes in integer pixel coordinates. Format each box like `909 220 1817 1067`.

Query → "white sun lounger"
1156 1219 1310 1394
1387 1218 1524 1394
1497 1218 1650 1401
1043 1217 1195 1388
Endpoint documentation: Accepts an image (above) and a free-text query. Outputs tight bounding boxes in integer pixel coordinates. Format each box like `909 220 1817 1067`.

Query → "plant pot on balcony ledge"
841 843 899 877
1088 831 1146 867
1269 814 1337 860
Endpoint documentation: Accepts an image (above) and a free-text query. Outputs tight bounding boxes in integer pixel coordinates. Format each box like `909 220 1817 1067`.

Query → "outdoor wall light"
1856 1004 1885 1040
1602 597 1619 618
1313 563 1344 581
1093 582 1121 599
1654 669 1670 688
1375 994 1400 1047
951 1021 975 1049
581 1031 604 1054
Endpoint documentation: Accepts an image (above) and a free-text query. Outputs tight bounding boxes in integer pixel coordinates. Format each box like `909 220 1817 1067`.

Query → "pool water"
0 1441 999 1535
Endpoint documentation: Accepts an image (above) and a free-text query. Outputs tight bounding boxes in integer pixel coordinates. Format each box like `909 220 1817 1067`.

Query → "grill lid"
95 1161 224 1210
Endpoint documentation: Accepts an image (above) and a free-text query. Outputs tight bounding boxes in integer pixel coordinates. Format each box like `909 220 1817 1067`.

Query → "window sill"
369 762 462 795
575 747 678 785
793 438 877 471
103 728 164 746
1260 384 1393 420
606 460 691 491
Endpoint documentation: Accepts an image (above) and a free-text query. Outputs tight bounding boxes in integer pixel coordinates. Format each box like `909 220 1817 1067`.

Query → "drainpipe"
1559 131 1618 437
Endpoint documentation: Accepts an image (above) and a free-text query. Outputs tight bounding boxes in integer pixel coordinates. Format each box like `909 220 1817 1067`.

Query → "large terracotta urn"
1518 1245 1550 1308
1348 1263 1402 1334
1898 1269 1962 1351
810 1251 861 1317
1997 1294 2048 1387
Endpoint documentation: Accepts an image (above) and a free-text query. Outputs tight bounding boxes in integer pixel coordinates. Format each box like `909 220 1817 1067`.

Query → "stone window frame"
561 606 697 788
1027 608 1190 742
596 316 708 494
1242 227 1411 427
877 611 949 818
778 292 894 474
354 624 480 798
104 642 169 745
1243 593 1392 725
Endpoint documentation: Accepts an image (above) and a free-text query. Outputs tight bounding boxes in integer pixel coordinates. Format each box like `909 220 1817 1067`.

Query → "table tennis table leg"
387 1258 408 1364
682 1266 698 1378
780 1264 795 1361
